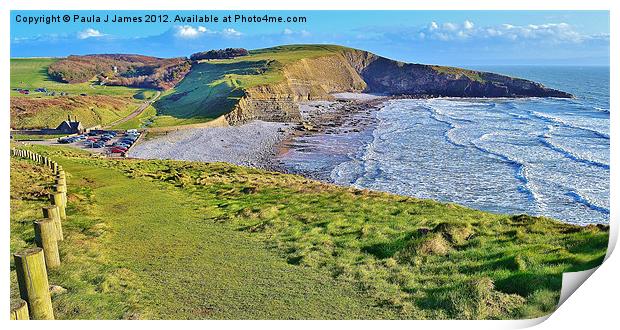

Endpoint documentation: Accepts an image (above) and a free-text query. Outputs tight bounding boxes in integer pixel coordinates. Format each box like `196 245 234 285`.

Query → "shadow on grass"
154 60 272 120
495 272 561 297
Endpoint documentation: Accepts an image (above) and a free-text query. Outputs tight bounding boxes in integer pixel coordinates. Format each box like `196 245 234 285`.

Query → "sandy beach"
130 93 385 170
129 120 294 167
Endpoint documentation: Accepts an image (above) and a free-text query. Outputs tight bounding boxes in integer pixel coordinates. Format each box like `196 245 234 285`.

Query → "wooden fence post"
55 177 66 188
10 299 30 320
49 193 66 221
34 219 61 269
43 205 65 241
13 248 54 320
42 206 63 241
53 184 67 209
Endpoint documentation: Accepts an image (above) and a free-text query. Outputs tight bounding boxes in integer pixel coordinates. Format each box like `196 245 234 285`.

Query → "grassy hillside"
11 58 147 97
10 145 608 319
152 45 348 127
10 58 156 129
47 54 191 90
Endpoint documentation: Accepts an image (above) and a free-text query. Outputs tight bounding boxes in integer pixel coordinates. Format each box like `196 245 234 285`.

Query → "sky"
10 10 610 66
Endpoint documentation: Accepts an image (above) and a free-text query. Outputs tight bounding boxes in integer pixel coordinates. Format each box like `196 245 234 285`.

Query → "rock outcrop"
224 47 572 125
225 54 367 124
348 51 572 98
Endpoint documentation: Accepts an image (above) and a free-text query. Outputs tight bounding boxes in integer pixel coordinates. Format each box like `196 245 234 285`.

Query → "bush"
190 48 249 61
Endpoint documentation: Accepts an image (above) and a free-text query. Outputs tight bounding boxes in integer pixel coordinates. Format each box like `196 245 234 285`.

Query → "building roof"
56 120 83 131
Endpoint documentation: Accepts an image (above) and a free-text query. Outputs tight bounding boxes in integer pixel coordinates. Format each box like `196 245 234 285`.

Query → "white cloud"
221 28 242 37
77 28 105 39
442 22 458 31
174 25 201 39
173 26 240 39
281 28 311 37
415 21 592 44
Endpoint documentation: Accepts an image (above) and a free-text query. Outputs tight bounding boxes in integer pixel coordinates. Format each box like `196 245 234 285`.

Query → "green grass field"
10 58 158 130
11 46 365 129
11 58 148 97
10 145 608 319
152 45 347 127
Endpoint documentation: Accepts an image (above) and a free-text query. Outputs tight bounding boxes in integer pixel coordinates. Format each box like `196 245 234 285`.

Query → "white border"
1 1 617 329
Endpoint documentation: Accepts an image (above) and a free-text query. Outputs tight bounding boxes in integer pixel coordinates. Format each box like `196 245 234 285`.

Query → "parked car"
115 144 131 149
93 141 105 148
110 147 127 153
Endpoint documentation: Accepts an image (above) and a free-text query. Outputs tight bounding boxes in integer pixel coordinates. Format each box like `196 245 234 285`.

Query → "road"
105 90 161 128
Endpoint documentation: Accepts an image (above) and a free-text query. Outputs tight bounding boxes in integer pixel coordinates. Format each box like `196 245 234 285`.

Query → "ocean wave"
566 190 610 215
425 105 472 148
331 124 384 187
530 111 609 139
538 134 610 169
471 141 541 203
593 106 610 114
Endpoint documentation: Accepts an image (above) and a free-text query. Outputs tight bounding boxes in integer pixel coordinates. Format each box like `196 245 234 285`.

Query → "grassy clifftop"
11 45 572 129
152 45 361 127
154 44 571 127
11 145 607 319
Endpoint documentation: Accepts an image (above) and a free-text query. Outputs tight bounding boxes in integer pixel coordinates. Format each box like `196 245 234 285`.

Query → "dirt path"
105 91 161 128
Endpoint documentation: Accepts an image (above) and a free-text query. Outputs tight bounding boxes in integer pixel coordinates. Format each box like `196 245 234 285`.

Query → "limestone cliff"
224 47 572 125
225 54 367 124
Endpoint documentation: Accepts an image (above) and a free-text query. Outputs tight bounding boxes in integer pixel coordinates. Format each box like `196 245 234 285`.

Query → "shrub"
190 48 249 61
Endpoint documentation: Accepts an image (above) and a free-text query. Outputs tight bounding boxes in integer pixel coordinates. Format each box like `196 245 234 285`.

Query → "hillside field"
151 45 342 127
10 58 156 130
10 144 608 319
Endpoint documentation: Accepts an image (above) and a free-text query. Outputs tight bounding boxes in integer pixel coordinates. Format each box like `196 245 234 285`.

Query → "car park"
55 129 138 156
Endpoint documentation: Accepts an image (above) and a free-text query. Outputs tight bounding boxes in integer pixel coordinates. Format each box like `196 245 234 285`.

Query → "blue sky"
11 10 610 66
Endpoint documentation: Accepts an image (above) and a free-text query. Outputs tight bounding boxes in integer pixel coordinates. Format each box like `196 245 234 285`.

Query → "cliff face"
353 55 572 98
225 54 367 124
215 46 572 125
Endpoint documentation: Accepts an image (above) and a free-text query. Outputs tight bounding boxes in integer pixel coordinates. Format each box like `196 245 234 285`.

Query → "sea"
277 66 610 225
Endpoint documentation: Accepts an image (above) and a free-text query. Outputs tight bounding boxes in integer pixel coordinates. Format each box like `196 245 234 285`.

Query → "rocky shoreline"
129 94 386 177
266 95 385 180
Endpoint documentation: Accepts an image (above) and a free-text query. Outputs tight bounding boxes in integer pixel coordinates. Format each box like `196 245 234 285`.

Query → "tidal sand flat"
129 120 293 167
